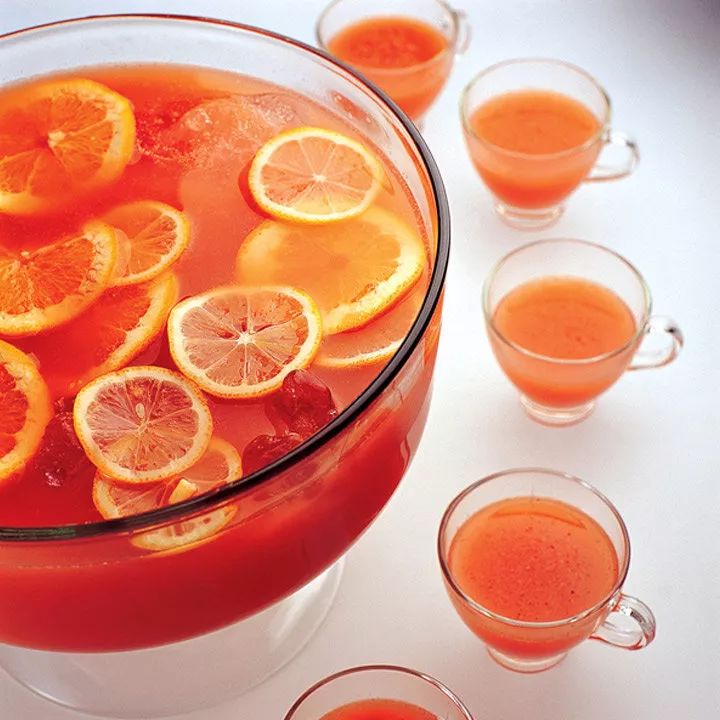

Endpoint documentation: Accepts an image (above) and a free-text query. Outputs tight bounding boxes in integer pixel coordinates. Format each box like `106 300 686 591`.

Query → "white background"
0 1 718 718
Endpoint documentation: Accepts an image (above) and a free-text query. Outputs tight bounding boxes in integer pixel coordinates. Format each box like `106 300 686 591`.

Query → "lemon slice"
167 285 322 399
74 366 213 484
248 126 382 224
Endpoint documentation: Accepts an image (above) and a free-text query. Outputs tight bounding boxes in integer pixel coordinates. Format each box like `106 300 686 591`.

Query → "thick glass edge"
436 467 632 629
482 237 653 365
459 57 613 160
0 13 451 542
283 664 474 720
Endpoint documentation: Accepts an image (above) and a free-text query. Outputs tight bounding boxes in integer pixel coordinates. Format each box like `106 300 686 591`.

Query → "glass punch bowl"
0 14 450 718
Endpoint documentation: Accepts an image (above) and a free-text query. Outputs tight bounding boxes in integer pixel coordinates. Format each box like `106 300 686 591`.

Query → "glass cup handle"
452 10 472 55
591 593 657 650
629 315 684 371
585 130 640 182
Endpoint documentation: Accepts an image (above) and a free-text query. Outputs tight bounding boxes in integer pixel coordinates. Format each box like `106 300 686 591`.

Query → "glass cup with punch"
461 58 640 230
438 468 657 673
483 238 683 426
317 0 470 125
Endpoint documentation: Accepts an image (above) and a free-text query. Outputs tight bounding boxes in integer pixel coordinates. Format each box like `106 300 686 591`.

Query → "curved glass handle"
585 130 640 182
452 10 472 55
629 315 684 371
591 593 657 650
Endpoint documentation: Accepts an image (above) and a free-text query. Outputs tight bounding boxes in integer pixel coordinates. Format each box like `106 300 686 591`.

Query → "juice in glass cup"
329 17 448 68
327 16 449 119
283 665 472 720
449 496 618 623
320 699 437 719
0 63 433 651
467 89 602 209
490 275 637 408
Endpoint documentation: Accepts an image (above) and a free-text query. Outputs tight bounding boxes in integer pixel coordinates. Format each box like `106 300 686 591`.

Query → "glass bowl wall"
0 15 449 654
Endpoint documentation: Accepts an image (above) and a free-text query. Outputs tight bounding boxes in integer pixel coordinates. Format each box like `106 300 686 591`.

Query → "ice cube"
151 93 305 169
136 95 211 165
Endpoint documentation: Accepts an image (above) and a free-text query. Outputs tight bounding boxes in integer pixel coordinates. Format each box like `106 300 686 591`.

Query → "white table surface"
1 0 718 718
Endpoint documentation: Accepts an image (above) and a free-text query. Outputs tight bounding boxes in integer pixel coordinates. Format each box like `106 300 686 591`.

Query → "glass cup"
316 0 471 125
284 665 473 720
438 468 657 673
461 58 640 230
483 238 683 426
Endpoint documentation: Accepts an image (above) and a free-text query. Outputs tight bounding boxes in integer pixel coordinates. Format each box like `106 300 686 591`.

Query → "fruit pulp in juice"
327 17 451 120
320 699 437 720
447 496 618 656
490 276 637 407
466 90 602 208
0 64 435 651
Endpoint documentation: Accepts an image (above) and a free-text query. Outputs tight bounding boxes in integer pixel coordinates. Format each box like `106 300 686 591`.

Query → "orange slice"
104 200 190 286
316 281 425 367
167 285 322 399
248 126 382 224
93 437 241 552
0 221 117 336
235 206 426 334
17 273 178 398
0 339 52 482
74 366 213 484
0 78 136 215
